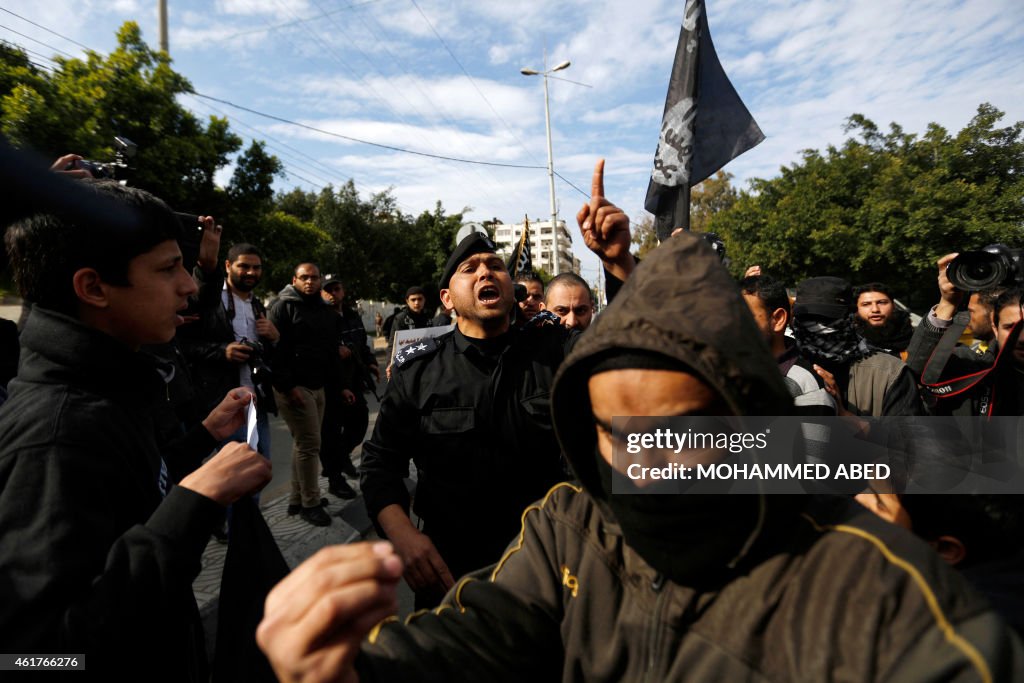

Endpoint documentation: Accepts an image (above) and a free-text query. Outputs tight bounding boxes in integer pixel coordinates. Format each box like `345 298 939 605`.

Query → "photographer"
906 253 1024 415
179 241 279 455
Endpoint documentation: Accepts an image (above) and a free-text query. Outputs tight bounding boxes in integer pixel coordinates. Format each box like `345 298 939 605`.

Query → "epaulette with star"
527 310 562 328
393 337 440 369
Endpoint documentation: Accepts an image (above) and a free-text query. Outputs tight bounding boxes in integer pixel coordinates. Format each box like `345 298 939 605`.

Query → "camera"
68 136 138 180
701 232 729 266
946 244 1024 290
240 338 266 362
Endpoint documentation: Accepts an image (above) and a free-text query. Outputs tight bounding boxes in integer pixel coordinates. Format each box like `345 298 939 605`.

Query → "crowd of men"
0 150 1022 680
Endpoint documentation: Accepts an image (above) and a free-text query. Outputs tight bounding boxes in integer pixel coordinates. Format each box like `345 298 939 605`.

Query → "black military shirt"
361 314 574 571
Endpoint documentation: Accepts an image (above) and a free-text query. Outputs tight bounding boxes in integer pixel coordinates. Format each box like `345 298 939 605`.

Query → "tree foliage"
1 25 467 304
0 23 242 212
712 104 1024 309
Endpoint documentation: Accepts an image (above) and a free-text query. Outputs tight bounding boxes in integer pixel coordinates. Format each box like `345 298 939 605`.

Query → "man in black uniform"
361 235 570 607
362 160 631 608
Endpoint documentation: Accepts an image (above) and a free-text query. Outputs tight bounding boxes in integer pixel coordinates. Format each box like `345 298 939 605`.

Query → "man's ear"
930 535 967 566
72 267 111 310
770 308 788 335
439 289 453 312
224 259 232 273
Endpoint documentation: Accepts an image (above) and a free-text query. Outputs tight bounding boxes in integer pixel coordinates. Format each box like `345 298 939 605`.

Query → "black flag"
507 217 533 278
644 0 765 241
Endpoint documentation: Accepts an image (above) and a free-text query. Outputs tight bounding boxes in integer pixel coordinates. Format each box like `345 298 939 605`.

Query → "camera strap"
920 315 1023 414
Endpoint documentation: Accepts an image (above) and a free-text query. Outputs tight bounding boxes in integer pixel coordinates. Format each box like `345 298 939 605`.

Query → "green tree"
691 170 738 233
0 22 241 211
713 104 1024 309
229 140 283 212
631 216 659 259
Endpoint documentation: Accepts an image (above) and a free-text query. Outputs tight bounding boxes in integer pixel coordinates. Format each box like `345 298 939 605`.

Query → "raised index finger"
591 159 605 199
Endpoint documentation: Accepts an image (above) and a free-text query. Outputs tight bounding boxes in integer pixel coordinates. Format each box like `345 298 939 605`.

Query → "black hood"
551 231 794 499
277 284 324 305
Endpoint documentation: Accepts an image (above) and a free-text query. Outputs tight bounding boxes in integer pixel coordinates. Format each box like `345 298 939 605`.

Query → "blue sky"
3 0 1022 285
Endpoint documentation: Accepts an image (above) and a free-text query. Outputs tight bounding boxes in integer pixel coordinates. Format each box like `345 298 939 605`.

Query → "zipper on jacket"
644 574 667 683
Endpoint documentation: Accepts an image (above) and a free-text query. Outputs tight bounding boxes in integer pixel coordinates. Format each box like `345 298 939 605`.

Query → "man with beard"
182 242 279 457
967 288 1003 356
853 282 913 360
907 253 1024 416
791 276 923 416
257 229 1023 683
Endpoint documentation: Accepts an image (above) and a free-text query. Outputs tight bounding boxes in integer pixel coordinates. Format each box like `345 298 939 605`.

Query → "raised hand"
576 159 634 281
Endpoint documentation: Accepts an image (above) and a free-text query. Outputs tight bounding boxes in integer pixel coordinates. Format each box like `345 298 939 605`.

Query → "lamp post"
521 59 570 275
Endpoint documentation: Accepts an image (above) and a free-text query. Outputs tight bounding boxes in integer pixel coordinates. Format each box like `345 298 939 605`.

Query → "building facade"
492 218 579 275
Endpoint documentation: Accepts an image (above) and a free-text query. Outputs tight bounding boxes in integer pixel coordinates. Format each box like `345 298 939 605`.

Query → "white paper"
246 396 259 452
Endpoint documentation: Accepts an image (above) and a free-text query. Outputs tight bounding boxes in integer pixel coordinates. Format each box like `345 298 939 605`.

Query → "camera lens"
948 253 1006 290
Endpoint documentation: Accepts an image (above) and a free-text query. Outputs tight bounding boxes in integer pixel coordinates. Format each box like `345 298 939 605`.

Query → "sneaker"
287 498 328 516
300 504 331 527
328 478 357 500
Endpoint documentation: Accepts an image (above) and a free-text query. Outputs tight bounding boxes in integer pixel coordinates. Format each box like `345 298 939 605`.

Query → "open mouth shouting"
477 284 502 305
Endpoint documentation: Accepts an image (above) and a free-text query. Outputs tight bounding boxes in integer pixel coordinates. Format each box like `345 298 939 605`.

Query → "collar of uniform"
452 325 514 358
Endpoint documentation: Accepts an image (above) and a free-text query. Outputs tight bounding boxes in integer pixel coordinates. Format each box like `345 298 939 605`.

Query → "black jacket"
179 266 275 413
268 285 343 392
906 314 1022 416
0 307 223 681
361 318 574 578
358 231 1024 682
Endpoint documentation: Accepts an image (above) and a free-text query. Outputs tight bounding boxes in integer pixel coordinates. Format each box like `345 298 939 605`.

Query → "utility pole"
159 0 169 54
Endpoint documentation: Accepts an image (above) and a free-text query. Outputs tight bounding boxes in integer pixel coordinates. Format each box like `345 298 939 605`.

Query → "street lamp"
521 59 571 275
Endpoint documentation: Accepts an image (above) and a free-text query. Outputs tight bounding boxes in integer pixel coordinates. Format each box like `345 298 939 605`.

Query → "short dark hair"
853 282 895 302
294 262 320 276
975 287 1006 314
993 287 1024 325
740 274 791 323
5 180 180 316
227 242 262 263
547 273 593 304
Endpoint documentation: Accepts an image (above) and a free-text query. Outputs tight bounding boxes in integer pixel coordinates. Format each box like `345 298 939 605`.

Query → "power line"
0 7 94 52
191 91 548 169
0 23 75 58
220 0 383 41
306 0 510 207
0 12 592 199
185 93 420 212
407 0 543 168
268 0 510 210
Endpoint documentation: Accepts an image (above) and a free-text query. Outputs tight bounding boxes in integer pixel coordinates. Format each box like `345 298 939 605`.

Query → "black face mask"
594 449 764 585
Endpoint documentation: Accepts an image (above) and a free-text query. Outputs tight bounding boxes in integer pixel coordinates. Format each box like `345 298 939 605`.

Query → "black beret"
438 232 498 290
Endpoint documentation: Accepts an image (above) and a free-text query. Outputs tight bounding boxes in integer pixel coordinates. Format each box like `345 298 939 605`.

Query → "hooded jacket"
0 307 223 681
357 234 1023 681
268 284 343 392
